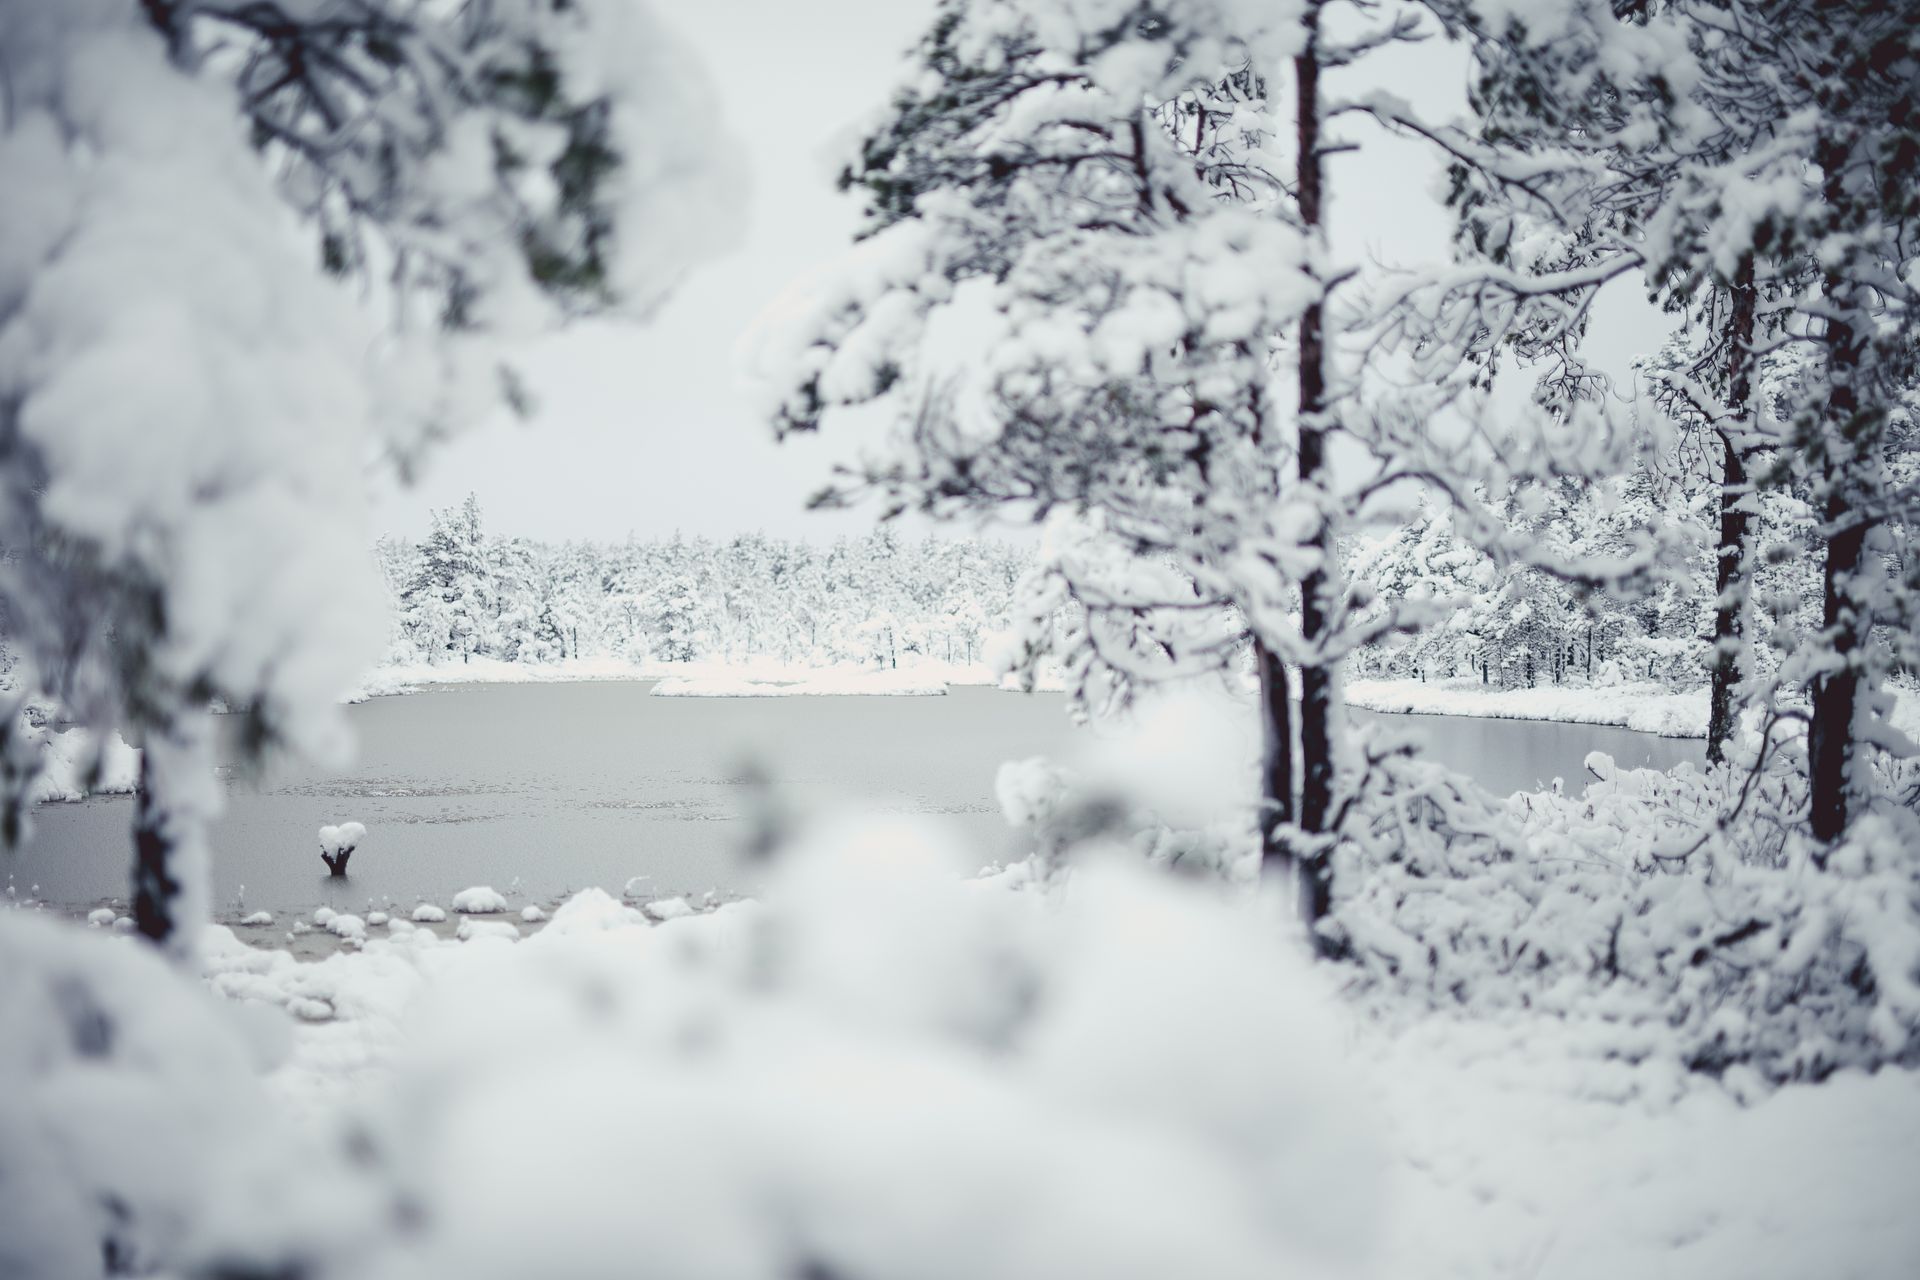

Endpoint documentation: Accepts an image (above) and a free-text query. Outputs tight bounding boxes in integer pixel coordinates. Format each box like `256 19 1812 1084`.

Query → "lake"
5 682 1702 917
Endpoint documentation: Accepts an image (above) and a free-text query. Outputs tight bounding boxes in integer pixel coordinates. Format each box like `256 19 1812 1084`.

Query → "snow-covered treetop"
747 0 1307 449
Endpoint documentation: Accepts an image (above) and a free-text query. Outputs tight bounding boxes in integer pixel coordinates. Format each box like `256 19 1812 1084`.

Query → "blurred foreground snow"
4 811 1916 1278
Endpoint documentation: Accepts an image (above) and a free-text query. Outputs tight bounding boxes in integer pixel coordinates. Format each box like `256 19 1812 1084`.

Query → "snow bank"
1345 677 1709 738
1367 1013 1920 1279
174 832 1920 1280
652 669 950 697
178 824 1382 1279
345 654 653 701
10 799 1911 1279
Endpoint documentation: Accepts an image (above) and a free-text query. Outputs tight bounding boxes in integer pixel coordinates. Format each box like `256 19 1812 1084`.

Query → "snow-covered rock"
412 903 449 924
324 914 367 942
519 905 546 923
641 896 695 921
86 907 115 928
452 886 509 915
455 917 520 944
240 911 274 927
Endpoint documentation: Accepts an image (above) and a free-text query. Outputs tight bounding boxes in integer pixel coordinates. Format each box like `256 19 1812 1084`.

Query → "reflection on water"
7 682 1703 914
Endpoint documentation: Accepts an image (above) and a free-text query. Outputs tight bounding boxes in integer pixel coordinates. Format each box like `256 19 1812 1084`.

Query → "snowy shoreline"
1345 678 1711 738
1347 677 1920 744
344 655 1018 701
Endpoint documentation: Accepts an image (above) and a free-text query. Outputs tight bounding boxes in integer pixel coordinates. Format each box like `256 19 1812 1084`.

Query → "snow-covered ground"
176 865 1920 1279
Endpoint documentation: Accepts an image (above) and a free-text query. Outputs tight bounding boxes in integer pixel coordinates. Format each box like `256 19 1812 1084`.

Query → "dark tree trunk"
1254 638 1295 876
131 753 182 947
322 849 352 877
1810 496 1866 845
1807 150 1871 848
1706 256 1757 766
1290 7 1338 946
130 721 213 961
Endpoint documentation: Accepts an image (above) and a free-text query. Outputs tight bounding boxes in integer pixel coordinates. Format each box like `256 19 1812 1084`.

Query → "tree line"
378 496 1031 671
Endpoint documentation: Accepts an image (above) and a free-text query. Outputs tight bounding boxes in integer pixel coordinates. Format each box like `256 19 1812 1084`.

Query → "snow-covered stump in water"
318 822 367 877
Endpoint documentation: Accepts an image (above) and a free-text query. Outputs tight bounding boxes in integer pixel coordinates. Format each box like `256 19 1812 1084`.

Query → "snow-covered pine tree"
1417 0 1918 840
750 0 1407 934
0 0 736 955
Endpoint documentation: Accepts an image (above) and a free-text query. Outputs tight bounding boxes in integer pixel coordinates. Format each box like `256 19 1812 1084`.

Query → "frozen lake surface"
9 681 1702 916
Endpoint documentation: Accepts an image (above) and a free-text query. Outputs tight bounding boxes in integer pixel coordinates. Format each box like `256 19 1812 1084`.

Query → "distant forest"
373 491 1835 692
375 496 1031 669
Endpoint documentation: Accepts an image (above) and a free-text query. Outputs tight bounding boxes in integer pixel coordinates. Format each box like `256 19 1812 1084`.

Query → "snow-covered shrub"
0 911 277 1278
185 820 1383 1280
1328 746 1920 1084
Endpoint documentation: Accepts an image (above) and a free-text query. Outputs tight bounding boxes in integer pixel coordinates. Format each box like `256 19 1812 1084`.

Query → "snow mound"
240 911 274 927
324 914 367 942
541 887 646 935
86 907 116 928
641 896 695 921
452 887 509 915
455 918 520 944
412 903 449 924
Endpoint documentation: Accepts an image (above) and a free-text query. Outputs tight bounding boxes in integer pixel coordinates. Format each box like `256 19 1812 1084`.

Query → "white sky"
370 1 1670 544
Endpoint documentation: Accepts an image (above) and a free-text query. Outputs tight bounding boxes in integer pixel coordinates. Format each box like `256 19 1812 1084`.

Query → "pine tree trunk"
131 719 213 963
1254 638 1295 876
1282 10 1344 951
1291 7 1338 946
1707 256 1757 767
1807 152 1872 848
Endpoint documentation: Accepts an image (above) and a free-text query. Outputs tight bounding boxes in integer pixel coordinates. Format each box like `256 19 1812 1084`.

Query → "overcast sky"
369 1 1669 545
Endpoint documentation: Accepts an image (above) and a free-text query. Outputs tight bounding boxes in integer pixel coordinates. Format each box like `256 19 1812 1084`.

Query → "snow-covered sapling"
318 823 366 878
